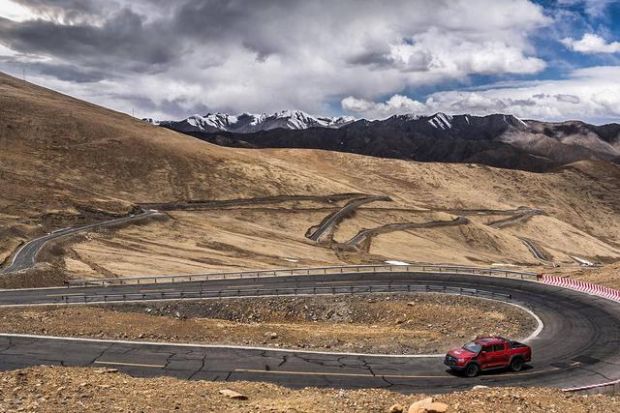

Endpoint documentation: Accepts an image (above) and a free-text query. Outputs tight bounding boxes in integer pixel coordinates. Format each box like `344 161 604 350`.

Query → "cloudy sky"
0 0 619 123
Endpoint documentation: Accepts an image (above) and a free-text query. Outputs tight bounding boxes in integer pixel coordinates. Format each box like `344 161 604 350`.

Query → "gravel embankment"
1 366 619 412
0 294 536 354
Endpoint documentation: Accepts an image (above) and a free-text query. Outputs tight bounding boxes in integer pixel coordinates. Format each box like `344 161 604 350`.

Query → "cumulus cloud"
0 0 550 119
342 95 427 117
342 66 620 123
562 33 620 54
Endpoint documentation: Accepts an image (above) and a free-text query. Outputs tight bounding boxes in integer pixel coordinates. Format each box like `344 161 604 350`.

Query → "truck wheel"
510 357 524 372
465 363 480 377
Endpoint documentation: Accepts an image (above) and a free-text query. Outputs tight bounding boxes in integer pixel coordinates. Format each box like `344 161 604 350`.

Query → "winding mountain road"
344 217 468 251
519 237 551 263
307 195 391 242
0 271 618 393
0 210 162 274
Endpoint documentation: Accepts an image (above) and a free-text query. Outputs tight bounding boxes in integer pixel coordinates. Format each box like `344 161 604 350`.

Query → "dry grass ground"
1 71 619 282
0 294 535 354
2 366 619 412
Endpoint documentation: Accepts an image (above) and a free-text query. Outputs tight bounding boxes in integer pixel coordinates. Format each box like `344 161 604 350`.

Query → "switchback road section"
0 271 618 393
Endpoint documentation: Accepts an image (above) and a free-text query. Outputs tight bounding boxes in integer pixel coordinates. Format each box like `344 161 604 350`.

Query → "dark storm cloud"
115 93 216 119
29 61 106 82
347 50 394 67
0 0 291 75
0 54 108 83
0 7 180 73
171 0 298 58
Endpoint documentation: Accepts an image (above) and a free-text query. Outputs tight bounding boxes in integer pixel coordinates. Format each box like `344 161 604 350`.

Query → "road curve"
1 210 162 274
519 237 550 263
345 217 468 250
0 272 618 393
307 195 391 242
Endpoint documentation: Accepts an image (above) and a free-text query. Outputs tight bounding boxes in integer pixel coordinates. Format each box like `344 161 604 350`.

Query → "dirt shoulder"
0 294 536 354
2 366 619 412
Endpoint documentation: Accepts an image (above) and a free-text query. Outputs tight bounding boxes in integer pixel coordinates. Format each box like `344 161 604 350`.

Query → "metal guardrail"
60 283 512 304
68 264 538 287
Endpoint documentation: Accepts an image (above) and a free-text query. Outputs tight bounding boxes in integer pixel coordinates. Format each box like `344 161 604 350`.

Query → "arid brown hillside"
0 72 356 263
0 71 618 279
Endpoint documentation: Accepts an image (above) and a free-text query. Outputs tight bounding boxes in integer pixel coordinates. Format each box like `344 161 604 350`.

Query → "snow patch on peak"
513 115 528 128
158 110 355 134
428 112 453 129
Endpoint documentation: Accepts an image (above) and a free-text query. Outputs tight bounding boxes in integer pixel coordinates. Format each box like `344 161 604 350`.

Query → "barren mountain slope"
0 72 357 262
0 72 618 279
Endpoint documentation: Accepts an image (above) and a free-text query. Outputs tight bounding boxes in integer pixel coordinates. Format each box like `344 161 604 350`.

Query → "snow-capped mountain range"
149 110 355 134
150 110 619 172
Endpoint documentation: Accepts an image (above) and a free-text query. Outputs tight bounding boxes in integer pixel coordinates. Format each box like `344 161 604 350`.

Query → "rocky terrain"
1 366 618 412
0 294 535 354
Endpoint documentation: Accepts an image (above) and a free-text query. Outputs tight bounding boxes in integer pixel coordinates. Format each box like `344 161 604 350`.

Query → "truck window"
482 345 492 353
493 344 504 352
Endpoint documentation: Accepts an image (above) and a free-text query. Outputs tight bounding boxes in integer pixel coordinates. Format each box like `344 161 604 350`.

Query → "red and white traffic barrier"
540 275 620 303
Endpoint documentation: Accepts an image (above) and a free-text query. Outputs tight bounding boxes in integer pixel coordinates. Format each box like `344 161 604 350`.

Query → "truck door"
491 343 510 367
479 345 493 369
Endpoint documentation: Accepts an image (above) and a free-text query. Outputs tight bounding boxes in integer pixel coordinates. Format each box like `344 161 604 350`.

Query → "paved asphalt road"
0 272 619 392
308 196 390 241
0 210 161 274
519 237 550 262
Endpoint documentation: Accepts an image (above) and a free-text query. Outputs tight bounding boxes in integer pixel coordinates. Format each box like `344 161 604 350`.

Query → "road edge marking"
233 368 455 379
94 360 164 368
0 333 444 358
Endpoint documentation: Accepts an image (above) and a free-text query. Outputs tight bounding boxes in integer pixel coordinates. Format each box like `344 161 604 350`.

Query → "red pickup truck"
444 336 532 377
